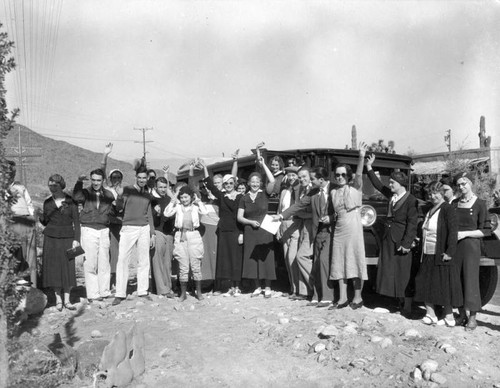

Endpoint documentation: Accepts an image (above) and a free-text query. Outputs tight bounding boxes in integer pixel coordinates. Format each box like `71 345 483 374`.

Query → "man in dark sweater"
73 168 116 301
112 166 156 305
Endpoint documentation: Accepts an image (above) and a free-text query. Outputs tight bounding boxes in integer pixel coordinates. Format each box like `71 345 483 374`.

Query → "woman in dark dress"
200 160 244 296
237 156 276 298
366 154 419 316
40 174 81 311
414 181 461 326
453 172 489 330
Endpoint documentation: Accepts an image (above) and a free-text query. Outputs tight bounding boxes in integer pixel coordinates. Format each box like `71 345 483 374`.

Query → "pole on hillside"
444 129 451 152
134 127 153 166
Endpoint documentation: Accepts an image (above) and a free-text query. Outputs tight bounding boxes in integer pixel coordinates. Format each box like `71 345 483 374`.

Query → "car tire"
480 266 498 306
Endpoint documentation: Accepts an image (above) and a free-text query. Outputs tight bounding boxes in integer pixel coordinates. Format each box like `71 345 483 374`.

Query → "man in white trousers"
112 166 156 306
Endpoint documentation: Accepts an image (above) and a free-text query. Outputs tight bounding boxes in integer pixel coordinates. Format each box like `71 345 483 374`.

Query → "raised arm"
257 156 275 195
365 153 392 199
72 175 88 203
353 142 367 190
231 149 239 178
100 143 113 177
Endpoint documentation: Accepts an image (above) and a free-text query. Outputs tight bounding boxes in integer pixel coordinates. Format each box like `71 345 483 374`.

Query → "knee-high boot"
195 281 204 301
179 282 187 302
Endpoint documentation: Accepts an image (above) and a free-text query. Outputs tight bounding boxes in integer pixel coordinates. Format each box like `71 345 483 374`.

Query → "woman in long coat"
414 181 461 326
40 174 81 311
453 172 489 330
365 154 419 316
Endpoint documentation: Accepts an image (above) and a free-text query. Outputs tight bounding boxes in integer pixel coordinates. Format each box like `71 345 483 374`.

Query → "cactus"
351 125 357 150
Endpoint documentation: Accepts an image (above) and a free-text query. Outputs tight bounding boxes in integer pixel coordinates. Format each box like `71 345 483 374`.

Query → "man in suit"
274 166 335 307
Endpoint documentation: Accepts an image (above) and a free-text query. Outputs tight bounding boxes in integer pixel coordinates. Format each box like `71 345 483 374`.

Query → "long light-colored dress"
329 176 367 280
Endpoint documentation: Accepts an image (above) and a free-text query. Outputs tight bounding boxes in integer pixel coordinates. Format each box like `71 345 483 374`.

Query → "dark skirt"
42 235 76 289
201 223 217 280
414 254 463 307
456 238 482 312
376 237 413 298
242 226 276 280
216 230 243 281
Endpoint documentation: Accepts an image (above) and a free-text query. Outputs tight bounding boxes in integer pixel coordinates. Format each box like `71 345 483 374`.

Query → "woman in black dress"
40 174 81 311
200 160 244 296
366 154 419 316
453 172 489 330
237 156 276 298
414 181 461 326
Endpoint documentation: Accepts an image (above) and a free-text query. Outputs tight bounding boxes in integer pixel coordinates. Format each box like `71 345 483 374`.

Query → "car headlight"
360 205 377 227
489 213 499 232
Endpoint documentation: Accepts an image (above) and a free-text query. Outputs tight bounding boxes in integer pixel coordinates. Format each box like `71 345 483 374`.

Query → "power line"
134 127 153 165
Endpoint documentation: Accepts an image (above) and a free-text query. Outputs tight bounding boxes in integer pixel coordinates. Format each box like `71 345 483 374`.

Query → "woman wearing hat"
328 143 369 310
199 160 244 296
453 172 489 330
237 156 276 298
366 154 419 316
40 174 81 311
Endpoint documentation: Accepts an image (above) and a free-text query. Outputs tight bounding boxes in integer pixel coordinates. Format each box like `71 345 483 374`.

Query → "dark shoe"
328 301 349 310
455 315 468 327
465 316 477 331
350 301 364 310
306 301 319 307
316 301 331 308
112 297 124 306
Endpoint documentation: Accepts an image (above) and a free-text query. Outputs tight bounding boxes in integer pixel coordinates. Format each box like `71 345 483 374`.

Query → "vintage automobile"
177 147 499 305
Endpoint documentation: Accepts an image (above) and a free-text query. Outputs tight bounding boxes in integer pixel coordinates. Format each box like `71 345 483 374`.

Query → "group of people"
7 142 492 331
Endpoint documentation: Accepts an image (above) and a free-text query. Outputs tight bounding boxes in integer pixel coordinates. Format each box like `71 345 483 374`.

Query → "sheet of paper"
260 214 281 235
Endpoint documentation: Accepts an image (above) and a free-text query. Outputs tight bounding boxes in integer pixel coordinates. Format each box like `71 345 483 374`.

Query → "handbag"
66 245 85 259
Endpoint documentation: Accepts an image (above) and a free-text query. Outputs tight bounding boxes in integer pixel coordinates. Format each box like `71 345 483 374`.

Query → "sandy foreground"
15 281 500 388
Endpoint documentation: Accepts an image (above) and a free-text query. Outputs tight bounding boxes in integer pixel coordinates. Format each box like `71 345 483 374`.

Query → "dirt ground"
14 275 500 388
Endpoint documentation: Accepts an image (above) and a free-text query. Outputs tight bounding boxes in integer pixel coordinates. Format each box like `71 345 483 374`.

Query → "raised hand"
365 153 376 167
231 149 240 159
358 142 368 158
77 174 88 182
104 143 113 156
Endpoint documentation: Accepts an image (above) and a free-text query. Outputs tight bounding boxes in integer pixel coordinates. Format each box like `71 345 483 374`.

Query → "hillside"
3 125 135 201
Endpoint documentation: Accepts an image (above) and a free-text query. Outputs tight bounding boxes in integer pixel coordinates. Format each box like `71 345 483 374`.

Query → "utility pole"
6 125 41 186
444 129 451 152
134 127 153 166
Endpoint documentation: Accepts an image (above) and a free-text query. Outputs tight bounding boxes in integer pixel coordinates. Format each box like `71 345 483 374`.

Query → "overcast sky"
3 1 499 162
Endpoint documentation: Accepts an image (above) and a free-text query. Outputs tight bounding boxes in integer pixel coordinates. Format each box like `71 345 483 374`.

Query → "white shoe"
233 288 241 297
251 287 262 297
223 288 235 297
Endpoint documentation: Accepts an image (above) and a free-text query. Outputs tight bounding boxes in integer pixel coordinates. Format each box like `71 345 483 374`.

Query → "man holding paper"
273 166 335 308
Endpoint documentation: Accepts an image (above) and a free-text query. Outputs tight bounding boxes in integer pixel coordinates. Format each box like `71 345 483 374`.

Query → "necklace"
460 194 474 203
